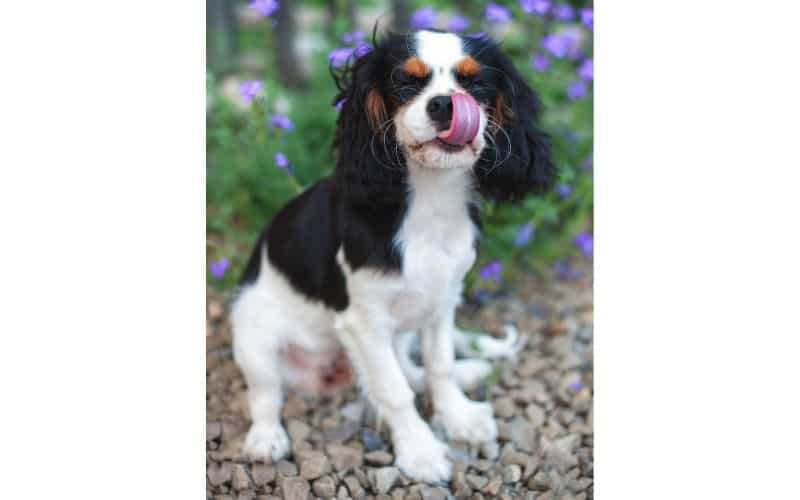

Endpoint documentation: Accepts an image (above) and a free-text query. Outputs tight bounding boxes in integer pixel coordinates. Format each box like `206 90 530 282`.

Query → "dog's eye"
392 71 428 100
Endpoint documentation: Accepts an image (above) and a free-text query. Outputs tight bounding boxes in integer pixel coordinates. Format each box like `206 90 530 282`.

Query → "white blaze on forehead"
414 31 465 75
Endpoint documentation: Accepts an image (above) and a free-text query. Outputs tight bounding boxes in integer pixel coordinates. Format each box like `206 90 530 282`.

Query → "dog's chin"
404 138 480 170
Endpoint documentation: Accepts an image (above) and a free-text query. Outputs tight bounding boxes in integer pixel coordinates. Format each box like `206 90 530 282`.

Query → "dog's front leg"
422 305 498 444
336 311 452 483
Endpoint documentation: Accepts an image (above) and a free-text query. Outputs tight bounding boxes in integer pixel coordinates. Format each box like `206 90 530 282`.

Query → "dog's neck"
404 162 476 210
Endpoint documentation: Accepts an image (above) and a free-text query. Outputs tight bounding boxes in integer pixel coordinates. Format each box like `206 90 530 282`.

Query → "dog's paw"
453 358 493 390
436 397 497 444
394 433 452 484
242 423 290 463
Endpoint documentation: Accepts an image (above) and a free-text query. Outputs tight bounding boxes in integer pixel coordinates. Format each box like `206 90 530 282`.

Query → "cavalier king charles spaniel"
231 29 554 483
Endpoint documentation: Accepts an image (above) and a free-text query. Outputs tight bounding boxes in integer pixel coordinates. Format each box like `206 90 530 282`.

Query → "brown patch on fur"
402 56 431 78
366 88 388 131
455 56 481 77
493 92 514 129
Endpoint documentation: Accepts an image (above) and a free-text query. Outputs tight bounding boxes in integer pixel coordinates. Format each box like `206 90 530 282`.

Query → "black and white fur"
231 30 554 483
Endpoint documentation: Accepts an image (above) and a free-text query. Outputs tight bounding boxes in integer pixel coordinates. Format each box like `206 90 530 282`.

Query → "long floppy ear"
474 52 555 203
331 48 405 206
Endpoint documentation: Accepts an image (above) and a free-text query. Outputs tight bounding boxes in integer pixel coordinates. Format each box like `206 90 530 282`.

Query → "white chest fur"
389 165 478 327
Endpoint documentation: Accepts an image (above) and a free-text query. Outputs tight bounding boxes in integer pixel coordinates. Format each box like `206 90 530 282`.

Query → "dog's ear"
475 52 555 203
332 48 405 206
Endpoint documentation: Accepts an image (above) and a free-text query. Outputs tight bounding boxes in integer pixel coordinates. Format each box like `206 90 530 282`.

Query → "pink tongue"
437 92 480 146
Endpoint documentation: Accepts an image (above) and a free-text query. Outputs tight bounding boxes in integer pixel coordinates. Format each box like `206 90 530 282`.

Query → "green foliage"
207 4 592 290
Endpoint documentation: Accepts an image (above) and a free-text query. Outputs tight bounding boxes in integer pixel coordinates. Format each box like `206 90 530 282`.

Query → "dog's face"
391 31 490 169
334 30 554 202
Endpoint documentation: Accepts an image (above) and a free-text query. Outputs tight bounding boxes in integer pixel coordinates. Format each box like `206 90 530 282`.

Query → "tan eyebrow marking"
455 56 481 77
402 56 431 78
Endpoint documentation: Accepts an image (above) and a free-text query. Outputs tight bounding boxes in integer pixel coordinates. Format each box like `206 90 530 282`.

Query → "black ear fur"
474 52 555 203
331 43 406 207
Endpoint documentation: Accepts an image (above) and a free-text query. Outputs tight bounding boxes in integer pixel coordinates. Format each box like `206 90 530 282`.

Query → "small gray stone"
327 443 365 472
365 450 394 466
232 464 252 490
276 460 298 477
344 475 365 499
300 453 331 480
208 462 233 487
207 421 222 441
466 474 488 490
281 476 310 500
250 464 275 486
419 486 448 500
525 404 546 428
543 435 579 472
494 397 516 418
361 428 386 451
480 475 502 495
312 476 337 498
480 440 499 461
503 464 522 484
528 470 550 491
341 400 366 422
370 466 400 494
508 416 537 452
324 420 361 442
287 419 311 442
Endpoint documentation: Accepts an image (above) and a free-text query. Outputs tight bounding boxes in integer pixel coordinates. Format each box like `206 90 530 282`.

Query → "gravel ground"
207 260 593 499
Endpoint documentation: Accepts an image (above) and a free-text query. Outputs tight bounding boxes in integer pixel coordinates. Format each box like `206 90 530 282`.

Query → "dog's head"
333 30 554 204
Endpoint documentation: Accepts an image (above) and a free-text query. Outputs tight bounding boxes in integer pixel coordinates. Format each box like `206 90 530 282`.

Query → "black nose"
426 95 453 126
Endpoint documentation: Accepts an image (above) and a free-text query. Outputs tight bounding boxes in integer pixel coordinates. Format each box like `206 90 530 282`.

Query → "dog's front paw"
394 432 452 484
436 397 498 444
242 423 290 463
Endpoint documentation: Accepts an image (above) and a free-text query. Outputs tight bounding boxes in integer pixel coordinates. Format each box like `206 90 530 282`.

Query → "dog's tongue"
437 92 480 146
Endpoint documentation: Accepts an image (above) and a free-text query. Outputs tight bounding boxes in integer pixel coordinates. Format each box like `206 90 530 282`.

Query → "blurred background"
206 0 593 293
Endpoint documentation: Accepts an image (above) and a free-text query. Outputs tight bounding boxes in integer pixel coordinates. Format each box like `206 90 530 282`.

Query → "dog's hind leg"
231 286 289 463
395 331 493 393
453 324 527 360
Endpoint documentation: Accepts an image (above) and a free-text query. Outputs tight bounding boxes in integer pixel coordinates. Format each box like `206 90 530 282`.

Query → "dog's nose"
426 95 453 127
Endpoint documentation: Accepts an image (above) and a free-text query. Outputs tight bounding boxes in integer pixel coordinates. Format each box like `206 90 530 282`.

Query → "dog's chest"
390 168 477 324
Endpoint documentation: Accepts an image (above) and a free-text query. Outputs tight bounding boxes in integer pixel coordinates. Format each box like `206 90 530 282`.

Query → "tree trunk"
345 0 357 30
274 0 307 89
206 0 239 75
391 0 410 33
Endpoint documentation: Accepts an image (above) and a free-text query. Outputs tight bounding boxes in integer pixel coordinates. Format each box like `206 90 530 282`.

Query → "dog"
231 29 554 483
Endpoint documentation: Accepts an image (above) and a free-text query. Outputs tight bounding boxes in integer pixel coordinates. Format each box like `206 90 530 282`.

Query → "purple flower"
238 80 263 104
541 34 568 58
556 183 573 198
248 0 279 18
580 8 594 30
574 232 593 257
328 47 355 68
552 3 575 21
447 15 471 32
270 113 294 130
568 381 584 392
567 79 588 100
479 261 503 282
520 0 550 15
353 42 373 58
275 152 289 169
411 7 437 29
209 257 230 280
485 3 512 24
514 222 535 247
467 32 488 40
578 58 593 80
553 258 584 281
334 97 347 111
532 53 550 72
341 30 365 45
